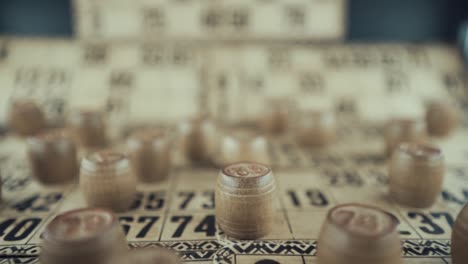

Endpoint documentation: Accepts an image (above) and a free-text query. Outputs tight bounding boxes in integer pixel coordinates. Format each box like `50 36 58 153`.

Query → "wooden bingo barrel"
179 116 217 163
317 204 402 264
389 143 444 208
7 99 46 136
452 203 468 264
27 129 78 184
294 110 336 147
384 118 426 157
127 128 172 182
260 98 292 135
80 151 137 212
216 162 276 239
425 100 459 137
217 127 269 166
40 208 128 264
68 109 108 149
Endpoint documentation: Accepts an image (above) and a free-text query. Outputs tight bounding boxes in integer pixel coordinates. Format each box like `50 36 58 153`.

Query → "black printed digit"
194 215 216 237
171 215 193 238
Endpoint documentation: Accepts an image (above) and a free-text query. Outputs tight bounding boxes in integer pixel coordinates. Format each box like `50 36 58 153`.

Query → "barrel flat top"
222 162 271 178
88 151 126 165
43 208 115 243
328 203 398 237
130 128 166 143
29 128 69 143
387 118 425 131
81 151 130 172
11 99 40 111
69 109 104 123
398 143 443 162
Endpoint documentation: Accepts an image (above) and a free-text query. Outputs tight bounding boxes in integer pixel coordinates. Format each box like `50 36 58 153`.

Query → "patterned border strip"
130 240 222 261
0 246 39 256
0 239 451 262
0 240 222 261
213 239 452 264
0 258 37 264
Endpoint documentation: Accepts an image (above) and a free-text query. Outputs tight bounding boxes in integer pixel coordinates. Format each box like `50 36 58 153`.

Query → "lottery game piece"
179 116 217 163
294 110 336 147
260 98 292 135
7 99 46 136
452 203 468 264
40 208 128 264
317 203 402 264
389 143 444 208
79 150 137 212
425 100 460 137
216 162 276 239
127 128 172 182
27 129 78 184
68 109 108 149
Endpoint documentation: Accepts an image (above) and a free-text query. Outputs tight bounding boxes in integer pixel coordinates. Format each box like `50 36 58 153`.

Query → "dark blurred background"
0 0 467 42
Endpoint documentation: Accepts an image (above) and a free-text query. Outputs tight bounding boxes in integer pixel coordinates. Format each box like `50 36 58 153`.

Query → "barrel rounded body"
215 162 276 239
8 99 46 136
68 110 107 149
260 98 292 135
27 129 78 184
294 110 336 147
389 143 444 208
180 116 217 163
317 204 402 264
452 204 468 264
79 151 137 212
127 128 172 182
40 208 128 264
426 100 459 137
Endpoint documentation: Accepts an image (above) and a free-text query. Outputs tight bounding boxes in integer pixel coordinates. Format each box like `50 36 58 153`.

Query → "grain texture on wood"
40 208 128 264
389 143 444 208
216 162 276 239
79 151 137 212
317 203 402 264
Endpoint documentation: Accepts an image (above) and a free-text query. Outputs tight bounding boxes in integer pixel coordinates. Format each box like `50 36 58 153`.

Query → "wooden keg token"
79 151 137 212
179 116 217 163
7 99 46 136
217 127 269 166
260 98 292 135
389 143 444 208
317 203 402 264
425 100 459 137
68 110 108 149
40 208 128 264
27 129 78 184
216 162 276 239
294 110 336 147
452 203 468 264
127 128 172 182
384 118 426 157
118 248 182 264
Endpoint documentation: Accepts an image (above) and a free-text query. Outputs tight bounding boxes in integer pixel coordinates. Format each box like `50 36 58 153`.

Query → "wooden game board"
0 38 467 263
72 0 346 41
